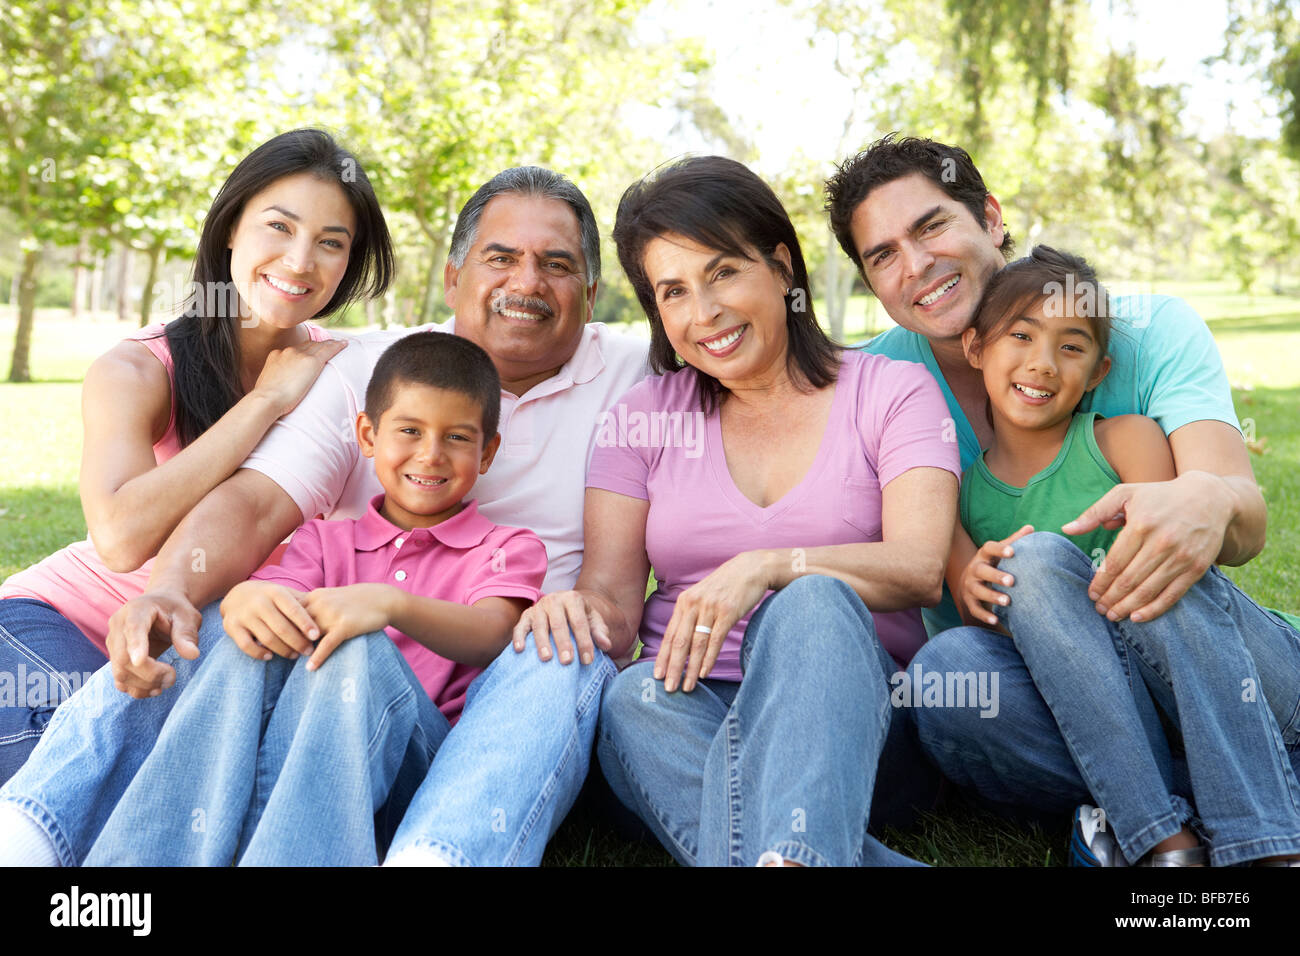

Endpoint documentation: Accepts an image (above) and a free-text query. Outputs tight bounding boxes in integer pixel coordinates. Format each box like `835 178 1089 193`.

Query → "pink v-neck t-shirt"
586 350 961 680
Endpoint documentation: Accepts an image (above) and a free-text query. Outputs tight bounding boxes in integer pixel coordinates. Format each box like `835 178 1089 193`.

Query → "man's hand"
106 590 203 699
512 591 612 666
957 525 1035 628
1062 471 1232 623
219 580 320 662
300 584 395 671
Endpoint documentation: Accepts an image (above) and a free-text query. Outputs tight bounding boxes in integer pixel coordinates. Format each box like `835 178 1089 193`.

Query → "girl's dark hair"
612 155 840 411
162 128 395 447
970 245 1111 359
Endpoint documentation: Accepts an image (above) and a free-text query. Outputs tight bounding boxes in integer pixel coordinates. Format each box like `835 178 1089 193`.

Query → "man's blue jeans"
597 575 937 867
0 603 613 865
910 532 1300 866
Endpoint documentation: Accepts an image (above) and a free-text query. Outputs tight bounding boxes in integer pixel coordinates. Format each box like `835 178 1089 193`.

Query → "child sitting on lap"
948 245 1300 868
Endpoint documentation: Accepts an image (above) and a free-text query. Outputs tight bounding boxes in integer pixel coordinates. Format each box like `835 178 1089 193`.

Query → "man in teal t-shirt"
824 135 1265 635
820 135 1286 839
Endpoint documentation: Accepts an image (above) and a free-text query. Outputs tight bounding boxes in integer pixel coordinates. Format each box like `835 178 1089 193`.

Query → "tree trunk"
90 248 106 317
9 245 41 382
822 228 845 342
139 240 164 328
419 235 449 325
71 233 91 318
116 244 134 323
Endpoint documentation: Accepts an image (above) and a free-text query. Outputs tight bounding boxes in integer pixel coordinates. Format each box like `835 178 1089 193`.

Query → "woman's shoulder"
86 335 173 396
610 365 701 412
838 348 943 401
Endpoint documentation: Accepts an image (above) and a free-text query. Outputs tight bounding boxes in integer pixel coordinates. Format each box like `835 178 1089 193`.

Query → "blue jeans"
597 575 937 867
384 631 615 866
0 602 220 865
911 532 1300 866
0 599 108 785
83 619 450 865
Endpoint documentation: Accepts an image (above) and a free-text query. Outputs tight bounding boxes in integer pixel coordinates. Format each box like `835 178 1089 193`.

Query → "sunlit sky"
644 0 1277 173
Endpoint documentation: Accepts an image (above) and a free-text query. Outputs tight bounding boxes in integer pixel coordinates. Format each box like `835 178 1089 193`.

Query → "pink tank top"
0 321 334 654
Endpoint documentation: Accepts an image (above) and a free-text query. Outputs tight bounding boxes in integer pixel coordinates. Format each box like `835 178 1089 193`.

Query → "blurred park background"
2 0 1299 864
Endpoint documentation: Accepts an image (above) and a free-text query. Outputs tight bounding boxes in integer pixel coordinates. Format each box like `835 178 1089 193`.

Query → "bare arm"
80 337 343 571
512 487 651 665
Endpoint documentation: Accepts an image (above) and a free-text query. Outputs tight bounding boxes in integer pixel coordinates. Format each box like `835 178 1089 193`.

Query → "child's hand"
220 580 319 661
300 584 397 671
959 524 1035 628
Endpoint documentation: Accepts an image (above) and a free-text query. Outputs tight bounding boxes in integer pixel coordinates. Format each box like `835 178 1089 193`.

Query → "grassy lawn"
1 281 1296 866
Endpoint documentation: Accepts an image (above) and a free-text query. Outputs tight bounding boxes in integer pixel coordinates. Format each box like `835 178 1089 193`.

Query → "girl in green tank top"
945 245 1300 866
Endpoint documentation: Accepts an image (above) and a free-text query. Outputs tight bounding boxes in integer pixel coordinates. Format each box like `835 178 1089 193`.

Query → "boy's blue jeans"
597 575 936 867
910 532 1300 866
0 603 613 865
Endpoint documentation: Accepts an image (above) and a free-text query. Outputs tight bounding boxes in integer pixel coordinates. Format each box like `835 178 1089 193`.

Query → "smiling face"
358 382 501 530
444 193 596 396
849 172 1007 344
963 298 1111 433
641 232 793 391
227 171 356 330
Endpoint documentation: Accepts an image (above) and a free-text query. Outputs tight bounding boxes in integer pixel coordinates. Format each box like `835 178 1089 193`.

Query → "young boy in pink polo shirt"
66 332 549 864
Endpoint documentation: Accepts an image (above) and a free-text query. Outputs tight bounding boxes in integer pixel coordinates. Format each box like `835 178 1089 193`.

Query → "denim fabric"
0 599 108 785
912 532 1300 866
384 631 615 866
596 575 936 867
0 602 222 865
83 621 449 866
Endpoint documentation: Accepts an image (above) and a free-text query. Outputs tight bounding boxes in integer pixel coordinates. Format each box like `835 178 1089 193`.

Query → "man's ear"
444 259 460 311
357 412 377 459
983 194 1006 251
961 327 983 369
479 432 502 473
1087 354 1112 392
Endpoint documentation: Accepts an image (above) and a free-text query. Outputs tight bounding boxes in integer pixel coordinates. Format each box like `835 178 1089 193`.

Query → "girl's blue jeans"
597 574 939 867
910 531 1300 866
0 599 107 786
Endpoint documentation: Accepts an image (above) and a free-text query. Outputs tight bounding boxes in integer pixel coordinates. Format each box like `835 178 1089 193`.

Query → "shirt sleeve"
249 520 328 592
461 528 549 606
585 379 655 501
1128 297 1240 435
868 357 963 488
242 357 361 522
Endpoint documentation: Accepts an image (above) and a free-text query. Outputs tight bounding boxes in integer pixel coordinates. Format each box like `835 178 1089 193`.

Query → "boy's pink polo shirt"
250 495 547 723
240 320 651 595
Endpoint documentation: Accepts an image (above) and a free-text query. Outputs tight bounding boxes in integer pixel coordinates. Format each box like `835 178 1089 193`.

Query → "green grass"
2 282 1297 865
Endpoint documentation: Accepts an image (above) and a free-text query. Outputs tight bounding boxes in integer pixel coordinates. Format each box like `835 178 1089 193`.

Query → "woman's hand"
512 591 613 666
958 524 1035 628
300 584 397 670
656 550 773 693
251 338 347 417
219 580 320 661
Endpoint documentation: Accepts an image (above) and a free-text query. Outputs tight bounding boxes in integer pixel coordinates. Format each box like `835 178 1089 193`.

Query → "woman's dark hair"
612 155 840 411
162 128 395 447
969 245 1111 360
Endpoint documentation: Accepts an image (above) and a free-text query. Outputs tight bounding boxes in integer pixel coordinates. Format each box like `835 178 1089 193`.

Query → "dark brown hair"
613 155 840 411
365 332 501 439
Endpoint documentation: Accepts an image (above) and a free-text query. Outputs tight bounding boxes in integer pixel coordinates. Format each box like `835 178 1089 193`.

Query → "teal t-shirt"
863 294 1242 635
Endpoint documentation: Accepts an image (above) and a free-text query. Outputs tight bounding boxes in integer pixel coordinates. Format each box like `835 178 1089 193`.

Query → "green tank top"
961 412 1120 568
960 412 1300 633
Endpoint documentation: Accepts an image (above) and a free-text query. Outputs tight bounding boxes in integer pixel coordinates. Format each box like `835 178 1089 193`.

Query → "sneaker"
1069 804 1129 867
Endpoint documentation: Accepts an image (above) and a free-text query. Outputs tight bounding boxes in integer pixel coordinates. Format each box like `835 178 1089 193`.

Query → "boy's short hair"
824 133 1016 284
365 332 501 439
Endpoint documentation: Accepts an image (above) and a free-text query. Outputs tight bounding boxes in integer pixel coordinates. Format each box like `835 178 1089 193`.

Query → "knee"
598 665 649 737
994 532 1092 615
741 575 873 671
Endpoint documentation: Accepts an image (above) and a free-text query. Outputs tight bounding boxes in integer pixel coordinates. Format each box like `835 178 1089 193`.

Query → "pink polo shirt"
250 496 547 723
241 320 651 594
586 350 961 680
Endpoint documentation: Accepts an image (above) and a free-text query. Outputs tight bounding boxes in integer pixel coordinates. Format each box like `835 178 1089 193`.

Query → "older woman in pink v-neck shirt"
513 156 960 867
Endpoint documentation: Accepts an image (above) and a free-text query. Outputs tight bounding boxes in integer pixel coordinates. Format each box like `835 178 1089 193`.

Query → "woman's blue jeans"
597 574 939 867
910 532 1300 866
0 599 108 785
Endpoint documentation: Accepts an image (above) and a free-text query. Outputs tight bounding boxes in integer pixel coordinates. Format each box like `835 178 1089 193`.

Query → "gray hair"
447 166 601 283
